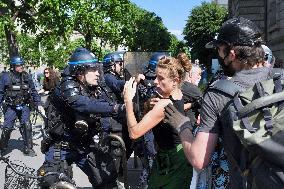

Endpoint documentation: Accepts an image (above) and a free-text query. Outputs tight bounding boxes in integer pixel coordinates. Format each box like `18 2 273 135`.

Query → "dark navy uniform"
104 73 125 101
103 52 125 103
0 59 40 156
102 52 133 176
39 48 123 189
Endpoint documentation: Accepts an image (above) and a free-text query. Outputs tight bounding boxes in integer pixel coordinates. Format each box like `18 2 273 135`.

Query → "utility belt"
54 141 73 150
2 101 27 111
53 141 78 161
5 96 31 107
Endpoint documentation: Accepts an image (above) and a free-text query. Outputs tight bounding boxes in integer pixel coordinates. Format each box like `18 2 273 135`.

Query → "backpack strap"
270 68 284 78
210 79 243 97
212 79 258 133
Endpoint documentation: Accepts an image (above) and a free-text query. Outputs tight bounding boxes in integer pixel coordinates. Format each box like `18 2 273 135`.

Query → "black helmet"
148 52 167 72
10 56 24 65
68 47 98 75
206 17 263 48
103 52 123 67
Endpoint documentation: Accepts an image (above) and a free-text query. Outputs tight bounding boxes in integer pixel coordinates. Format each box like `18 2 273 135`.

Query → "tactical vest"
46 77 104 140
5 71 31 106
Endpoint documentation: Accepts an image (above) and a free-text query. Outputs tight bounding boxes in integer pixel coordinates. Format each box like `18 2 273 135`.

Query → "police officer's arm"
70 95 118 115
164 92 219 170
105 75 125 94
28 74 41 105
60 80 119 115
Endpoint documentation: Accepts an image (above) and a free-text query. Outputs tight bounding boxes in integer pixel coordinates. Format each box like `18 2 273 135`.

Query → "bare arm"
179 129 218 170
125 98 170 139
164 103 218 170
124 77 170 139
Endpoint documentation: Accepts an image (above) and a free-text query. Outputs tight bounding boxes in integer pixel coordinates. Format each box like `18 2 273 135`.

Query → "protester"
164 17 284 189
123 54 192 189
181 55 201 124
136 52 167 188
38 67 59 94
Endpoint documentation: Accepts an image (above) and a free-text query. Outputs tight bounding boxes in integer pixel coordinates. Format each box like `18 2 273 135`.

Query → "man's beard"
218 57 235 77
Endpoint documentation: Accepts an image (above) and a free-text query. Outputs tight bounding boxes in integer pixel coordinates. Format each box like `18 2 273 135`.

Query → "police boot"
22 123 37 157
0 128 12 156
23 140 36 157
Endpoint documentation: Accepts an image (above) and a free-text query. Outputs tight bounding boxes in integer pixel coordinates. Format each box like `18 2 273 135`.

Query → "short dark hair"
231 45 264 68
274 58 284 69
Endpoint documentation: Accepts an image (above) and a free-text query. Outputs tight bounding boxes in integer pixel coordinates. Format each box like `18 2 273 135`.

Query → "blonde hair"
157 53 192 82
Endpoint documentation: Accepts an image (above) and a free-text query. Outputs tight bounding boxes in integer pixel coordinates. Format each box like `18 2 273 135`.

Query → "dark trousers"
44 144 118 188
3 105 30 129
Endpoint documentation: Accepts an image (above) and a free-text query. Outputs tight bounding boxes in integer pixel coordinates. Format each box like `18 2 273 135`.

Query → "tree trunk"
85 32 92 51
4 24 19 58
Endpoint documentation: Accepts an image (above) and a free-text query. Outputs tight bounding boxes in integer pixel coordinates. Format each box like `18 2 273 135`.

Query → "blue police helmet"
68 47 99 75
148 52 167 71
10 56 24 65
103 52 123 67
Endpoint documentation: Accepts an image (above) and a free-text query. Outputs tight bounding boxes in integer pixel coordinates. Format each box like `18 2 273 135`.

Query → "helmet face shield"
103 52 124 76
84 62 104 86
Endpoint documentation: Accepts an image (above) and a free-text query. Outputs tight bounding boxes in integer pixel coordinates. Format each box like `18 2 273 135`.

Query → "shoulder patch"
60 78 81 103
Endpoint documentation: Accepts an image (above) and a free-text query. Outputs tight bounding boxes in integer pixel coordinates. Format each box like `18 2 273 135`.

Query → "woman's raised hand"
123 77 137 102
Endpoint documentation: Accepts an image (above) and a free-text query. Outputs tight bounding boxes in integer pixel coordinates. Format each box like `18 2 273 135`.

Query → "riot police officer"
103 52 125 101
102 52 144 158
0 56 40 157
103 52 145 100
39 48 124 189
102 52 127 137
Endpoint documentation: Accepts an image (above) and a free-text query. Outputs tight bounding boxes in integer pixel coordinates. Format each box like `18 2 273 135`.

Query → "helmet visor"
84 63 105 86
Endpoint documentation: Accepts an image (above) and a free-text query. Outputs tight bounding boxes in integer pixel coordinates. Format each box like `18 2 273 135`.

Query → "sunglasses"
44 72 49 74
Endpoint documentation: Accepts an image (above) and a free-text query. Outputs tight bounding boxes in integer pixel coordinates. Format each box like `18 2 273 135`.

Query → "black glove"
164 103 193 134
40 137 53 153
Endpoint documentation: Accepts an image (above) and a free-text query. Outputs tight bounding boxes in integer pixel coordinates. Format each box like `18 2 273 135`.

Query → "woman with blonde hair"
123 53 192 189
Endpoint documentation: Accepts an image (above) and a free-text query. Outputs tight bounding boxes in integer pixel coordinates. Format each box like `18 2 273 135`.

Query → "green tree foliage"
0 0 180 68
123 4 171 51
0 0 73 59
17 34 41 66
0 21 9 65
183 2 227 70
71 0 130 53
168 34 191 58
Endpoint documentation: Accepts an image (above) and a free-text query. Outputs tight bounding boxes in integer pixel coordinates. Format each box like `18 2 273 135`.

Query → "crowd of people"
0 16 284 189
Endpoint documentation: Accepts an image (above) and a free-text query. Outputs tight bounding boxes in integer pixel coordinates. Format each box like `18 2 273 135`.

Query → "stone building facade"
228 0 284 62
